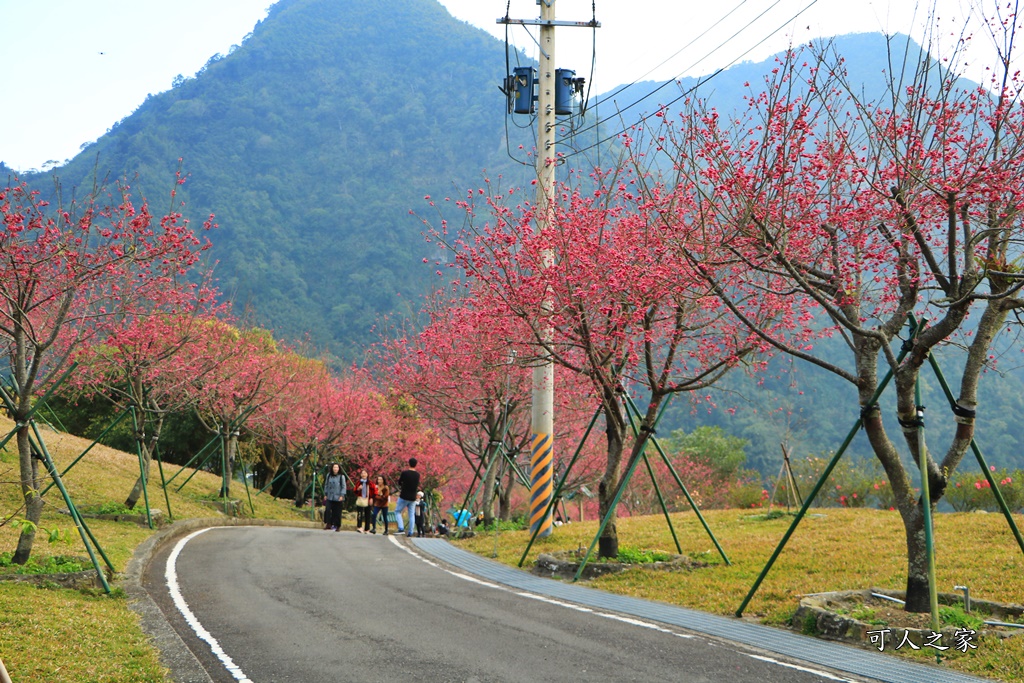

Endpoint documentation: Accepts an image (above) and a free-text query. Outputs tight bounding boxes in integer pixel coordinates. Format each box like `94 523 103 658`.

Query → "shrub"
946 467 1024 513
790 455 883 508
728 477 769 510
0 552 85 574
939 605 985 631
616 547 674 564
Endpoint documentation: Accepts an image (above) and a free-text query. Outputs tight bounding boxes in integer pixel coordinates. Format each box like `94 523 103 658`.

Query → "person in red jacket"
371 475 390 535
354 469 377 534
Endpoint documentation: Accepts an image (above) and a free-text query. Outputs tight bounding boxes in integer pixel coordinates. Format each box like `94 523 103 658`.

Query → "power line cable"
567 0 789 144
562 0 825 162
587 0 758 112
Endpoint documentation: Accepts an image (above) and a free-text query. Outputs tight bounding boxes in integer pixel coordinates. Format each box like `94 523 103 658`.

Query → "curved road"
144 526 856 683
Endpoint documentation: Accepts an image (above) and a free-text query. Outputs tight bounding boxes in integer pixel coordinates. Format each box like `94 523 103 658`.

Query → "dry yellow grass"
456 507 1024 681
0 415 312 682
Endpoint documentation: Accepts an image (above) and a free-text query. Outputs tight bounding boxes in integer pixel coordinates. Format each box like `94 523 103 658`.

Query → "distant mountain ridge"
34 0 534 359
23 5 943 360
14 8 1023 473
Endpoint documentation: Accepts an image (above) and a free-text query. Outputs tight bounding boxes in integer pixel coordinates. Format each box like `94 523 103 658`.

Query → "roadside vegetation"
455 508 1024 682
2 414 1022 682
0 416 309 683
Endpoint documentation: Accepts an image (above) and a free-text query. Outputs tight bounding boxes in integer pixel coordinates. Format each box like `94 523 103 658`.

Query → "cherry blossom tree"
0 175 213 562
68 303 225 509
650 25 1024 610
380 292 600 526
427 169 764 556
185 321 281 498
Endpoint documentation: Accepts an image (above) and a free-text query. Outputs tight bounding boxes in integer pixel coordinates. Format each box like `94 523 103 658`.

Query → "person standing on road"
414 491 427 537
354 469 375 533
394 457 420 537
322 463 347 532
371 475 390 535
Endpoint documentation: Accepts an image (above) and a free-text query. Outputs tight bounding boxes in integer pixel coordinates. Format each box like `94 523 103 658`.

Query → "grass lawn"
0 416 311 682
454 507 1024 682
3 412 1021 682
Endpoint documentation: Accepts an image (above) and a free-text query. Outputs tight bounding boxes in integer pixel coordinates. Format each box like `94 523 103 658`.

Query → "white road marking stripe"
395 538 853 682
167 530 849 683
745 654 855 681
166 527 253 683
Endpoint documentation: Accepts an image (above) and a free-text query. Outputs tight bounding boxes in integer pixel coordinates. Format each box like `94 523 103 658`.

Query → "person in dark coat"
394 457 420 537
322 463 347 531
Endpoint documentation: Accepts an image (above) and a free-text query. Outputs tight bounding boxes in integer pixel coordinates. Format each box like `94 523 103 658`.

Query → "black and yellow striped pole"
529 429 554 537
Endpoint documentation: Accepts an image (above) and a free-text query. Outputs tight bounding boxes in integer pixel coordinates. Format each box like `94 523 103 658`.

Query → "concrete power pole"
500 2 597 538
530 0 557 540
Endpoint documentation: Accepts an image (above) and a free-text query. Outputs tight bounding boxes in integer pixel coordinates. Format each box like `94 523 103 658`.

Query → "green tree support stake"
518 405 602 567
926 353 1024 556
130 407 154 529
457 445 494 521
914 377 941 633
624 394 730 565
175 436 222 492
29 423 113 593
153 439 173 522
256 447 317 497
0 363 78 452
573 429 654 582
240 460 255 515
736 347 906 617
165 435 219 487
39 406 132 496
624 404 681 555
220 431 229 512
573 397 675 582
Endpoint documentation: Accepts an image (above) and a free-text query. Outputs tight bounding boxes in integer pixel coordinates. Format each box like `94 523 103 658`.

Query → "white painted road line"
166 527 253 683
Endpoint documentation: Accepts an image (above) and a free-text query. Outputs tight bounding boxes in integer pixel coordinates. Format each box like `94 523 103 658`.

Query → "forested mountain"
29 0 535 359
25 3 932 361
15 2 1023 473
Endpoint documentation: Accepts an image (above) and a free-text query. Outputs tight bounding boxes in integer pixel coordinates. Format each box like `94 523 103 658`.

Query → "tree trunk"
292 450 310 507
220 432 237 498
899 503 932 612
480 443 501 528
13 427 43 565
498 464 515 521
597 396 626 559
124 436 156 509
124 411 166 509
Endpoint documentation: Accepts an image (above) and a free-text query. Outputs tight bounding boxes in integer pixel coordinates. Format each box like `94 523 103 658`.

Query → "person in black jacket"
394 457 420 537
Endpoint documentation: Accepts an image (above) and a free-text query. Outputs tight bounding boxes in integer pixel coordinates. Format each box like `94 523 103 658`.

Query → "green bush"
83 501 135 515
939 605 986 630
791 455 883 508
617 547 674 564
727 471 768 509
946 468 1024 513
0 552 85 574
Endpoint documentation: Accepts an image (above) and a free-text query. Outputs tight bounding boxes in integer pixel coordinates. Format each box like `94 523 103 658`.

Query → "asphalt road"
144 526 857 683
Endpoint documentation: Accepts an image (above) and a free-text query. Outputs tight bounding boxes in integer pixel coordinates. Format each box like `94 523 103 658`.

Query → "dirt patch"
533 549 707 581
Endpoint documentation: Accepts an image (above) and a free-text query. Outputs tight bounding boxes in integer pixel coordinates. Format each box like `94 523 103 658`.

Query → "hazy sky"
0 0 997 172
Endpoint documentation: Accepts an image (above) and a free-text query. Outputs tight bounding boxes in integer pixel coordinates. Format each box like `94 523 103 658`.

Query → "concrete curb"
123 517 320 683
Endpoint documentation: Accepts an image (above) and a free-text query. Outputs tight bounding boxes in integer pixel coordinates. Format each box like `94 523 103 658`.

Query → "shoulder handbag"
355 496 369 507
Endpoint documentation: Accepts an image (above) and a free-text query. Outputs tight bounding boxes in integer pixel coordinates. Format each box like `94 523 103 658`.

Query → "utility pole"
499 2 598 538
